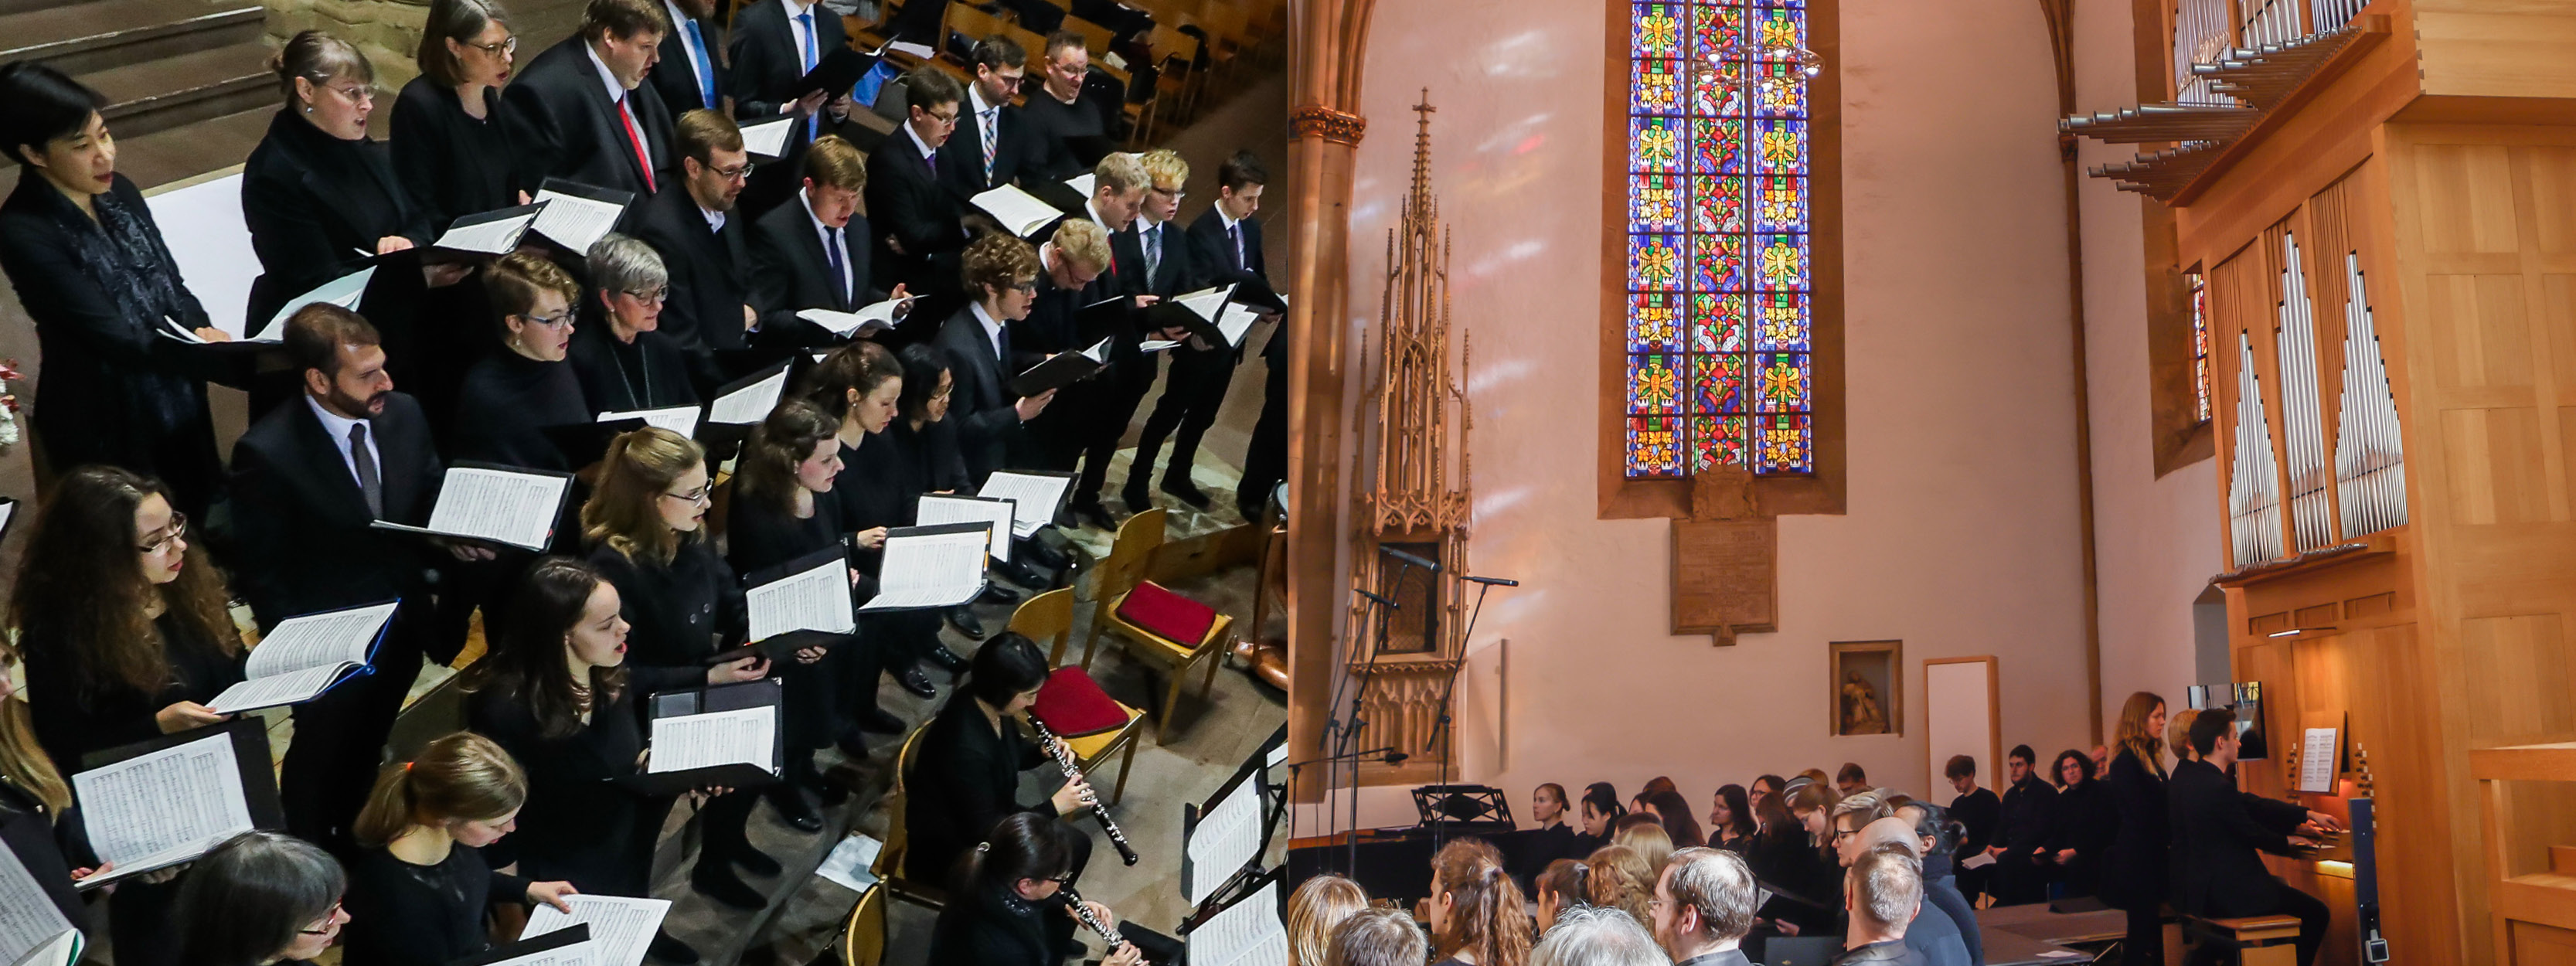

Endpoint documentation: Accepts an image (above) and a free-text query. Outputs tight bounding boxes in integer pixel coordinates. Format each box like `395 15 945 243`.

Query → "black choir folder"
430 201 548 257
71 719 286 890
449 923 589 966
370 462 577 553
1006 337 1112 397
615 679 786 795
701 547 858 665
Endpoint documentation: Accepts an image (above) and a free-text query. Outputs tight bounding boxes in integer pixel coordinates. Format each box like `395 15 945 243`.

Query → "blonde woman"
1288 874 1370 966
342 732 576 966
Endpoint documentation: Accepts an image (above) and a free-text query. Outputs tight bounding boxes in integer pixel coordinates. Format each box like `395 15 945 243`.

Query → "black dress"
825 427 948 667
927 882 1060 966
583 539 763 871
0 172 229 515
723 492 873 750
453 349 587 471
390 78 520 231
240 107 430 336
464 677 691 896
566 315 700 414
341 842 533 966
905 695 1063 886
2098 751 2167 966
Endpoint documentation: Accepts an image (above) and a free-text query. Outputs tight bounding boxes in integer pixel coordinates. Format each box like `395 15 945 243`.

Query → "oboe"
1028 716 1140 866
1060 886 1127 950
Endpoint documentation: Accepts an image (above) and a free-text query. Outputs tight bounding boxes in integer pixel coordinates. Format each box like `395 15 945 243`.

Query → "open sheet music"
435 203 545 255
1006 337 1112 398
246 264 375 342
1187 880 1286 966
977 471 1071 538
798 294 911 338
522 896 670 966
857 524 992 611
0 839 77 966
74 732 254 887
1066 172 1097 197
972 185 1068 238
916 495 1016 563
1187 774 1263 903
747 554 855 641
371 464 572 552
739 115 795 158
708 362 792 425
649 706 777 774
530 181 630 253
205 601 397 713
597 406 701 437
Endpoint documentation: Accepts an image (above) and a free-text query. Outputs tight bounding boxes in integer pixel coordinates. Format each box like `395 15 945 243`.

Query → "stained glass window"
2189 270 2210 423
1623 0 1814 478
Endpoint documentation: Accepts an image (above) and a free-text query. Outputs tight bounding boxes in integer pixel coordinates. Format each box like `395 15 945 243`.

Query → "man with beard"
229 304 482 850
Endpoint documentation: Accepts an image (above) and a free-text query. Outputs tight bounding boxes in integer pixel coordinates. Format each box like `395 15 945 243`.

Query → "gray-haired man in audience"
1651 848 1758 966
1536 906 1672 966
1835 845 1929 965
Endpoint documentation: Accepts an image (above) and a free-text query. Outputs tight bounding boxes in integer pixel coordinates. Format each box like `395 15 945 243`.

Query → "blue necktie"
798 10 820 141
683 19 716 109
826 226 849 305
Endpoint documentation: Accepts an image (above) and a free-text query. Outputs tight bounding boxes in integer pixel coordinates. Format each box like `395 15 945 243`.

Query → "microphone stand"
1424 575 1513 853
1327 575 1404 879
1281 746 1407 878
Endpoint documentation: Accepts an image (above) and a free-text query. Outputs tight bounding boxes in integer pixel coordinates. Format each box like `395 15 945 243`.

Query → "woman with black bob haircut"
390 0 522 230
0 63 235 517
173 831 351 966
928 811 1141 966
1569 781 1622 855
905 633 1096 902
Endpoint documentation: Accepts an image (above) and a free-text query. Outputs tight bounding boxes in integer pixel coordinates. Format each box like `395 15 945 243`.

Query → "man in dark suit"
649 0 726 115
1191 151 1287 521
867 69 969 339
750 134 895 341
228 304 484 851
2170 708 2334 966
635 108 759 376
1029 154 1149 528
727 0 853 216
938 232 1057 485
1987 743 2057 906
1130 149 1262 512
939 36 1036 202
1017 32 1113 182
504 0 673 199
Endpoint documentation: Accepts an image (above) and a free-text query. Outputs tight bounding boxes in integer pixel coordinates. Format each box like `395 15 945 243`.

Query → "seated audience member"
1890 800 1979 966
1330 907 1431 966
868 69 970 318
1761 780 1846 935
1574 781 1626 856
391 0 521 230
0 63 232 517
1615 814 1678 875
454 250 585 470
2171 708 2333 966
938 232 1057 485
343 732 577 966
174 832 350 966
1989 744 2057 905
503 0 671 199
1834 846 1927 966
751 135 896 336
1836 763 1868 798
636 108 759 359
927 812 1140 966
1642 787 1707 848
1749 774 1787 810
1428 838 1533 966
1796 767 1832 789
1707 784 1757 854
243 32 434 330
1652 848 1760 966
1535 859 1591 934
230 304 470 849
572 233 701 413
907 633 1096 900
1530 782 1577 860
1536 906 1671 966
1017 32 1107 182
1836 816 1966 966
1586 844 1658 927
1289 874 1371 966
2044 747 2112 898
1942 754 1999 904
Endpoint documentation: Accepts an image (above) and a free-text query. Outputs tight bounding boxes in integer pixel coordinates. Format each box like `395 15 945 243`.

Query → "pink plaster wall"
1338 0 2128 807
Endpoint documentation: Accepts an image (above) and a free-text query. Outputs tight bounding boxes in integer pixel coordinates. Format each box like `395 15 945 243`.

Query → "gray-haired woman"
569 232 701 413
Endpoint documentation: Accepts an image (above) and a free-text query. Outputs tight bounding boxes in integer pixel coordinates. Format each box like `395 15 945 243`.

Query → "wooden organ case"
2067 1 2576 963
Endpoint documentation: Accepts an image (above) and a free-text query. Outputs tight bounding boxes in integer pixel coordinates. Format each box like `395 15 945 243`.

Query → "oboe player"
907 633 1097 897
930 811 1144 966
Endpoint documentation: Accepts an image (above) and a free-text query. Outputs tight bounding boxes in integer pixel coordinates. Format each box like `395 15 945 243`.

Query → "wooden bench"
2181 913 2302 966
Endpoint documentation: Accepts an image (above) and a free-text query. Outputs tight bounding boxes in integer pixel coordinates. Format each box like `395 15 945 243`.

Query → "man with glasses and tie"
504 0 673 199
729 0 854 216
869 69 971 336
230 304 483 850
637 109 768 387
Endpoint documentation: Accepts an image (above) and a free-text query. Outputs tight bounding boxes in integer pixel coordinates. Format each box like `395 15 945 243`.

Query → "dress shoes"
1161 477 1211 509
947 604 987 640
980 583 1023 604
767 787 824 833
1068 499 1117 531
691 867 767 910
997 558 1051 589
897 665 938 699
923 645 972 675
1121 478 1152 512
648 931 700 964
1023 540 1070 570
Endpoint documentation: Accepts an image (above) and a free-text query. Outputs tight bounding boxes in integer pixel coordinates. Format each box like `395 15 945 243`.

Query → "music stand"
1183 739 1278 917
1410 784 1513 828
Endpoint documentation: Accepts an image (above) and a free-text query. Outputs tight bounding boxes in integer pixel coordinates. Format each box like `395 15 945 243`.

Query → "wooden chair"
1009 588 1145 806
1078 507 1232 738
873 724 947 905
839 881 886 966
2181 913 2302 966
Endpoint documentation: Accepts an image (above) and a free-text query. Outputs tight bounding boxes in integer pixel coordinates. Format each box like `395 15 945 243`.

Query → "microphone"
1355 588 1400 609
1458 574 1519 587
1378 546 1439 570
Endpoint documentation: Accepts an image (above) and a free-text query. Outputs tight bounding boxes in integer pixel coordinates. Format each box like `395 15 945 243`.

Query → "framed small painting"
1830 640 1901 736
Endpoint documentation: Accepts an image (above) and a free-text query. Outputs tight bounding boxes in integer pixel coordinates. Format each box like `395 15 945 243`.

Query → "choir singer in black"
392 0 524 230
571 233 700 413
243 32 436 336
867 70 968 330
636 109 759 360
504 0 672 199
750 134 899 339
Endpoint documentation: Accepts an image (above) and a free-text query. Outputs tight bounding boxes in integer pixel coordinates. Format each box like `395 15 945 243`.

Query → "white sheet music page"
435 209 539 254
1215 301 1257 347
5 928 78 966
522 895 670 966
648 706 776 774
1189 880 1285 966
475 941 588 966
425 468 570 549
2299 727 2339 793
1065 172 1097 197
916 495 1015 562
709 366 791 425
798 295 910 336
971 185 1065 238
0 502 15 537
206 600 398 713
73 732 253 869
976 472 1070 538
1175 284 1235 322
1186 777 1261 903
859 529 990 610
747 556 855 641
598 406 702 437
254 265 375 342
0 837 74 966
740 116 795 158
531 190 624 253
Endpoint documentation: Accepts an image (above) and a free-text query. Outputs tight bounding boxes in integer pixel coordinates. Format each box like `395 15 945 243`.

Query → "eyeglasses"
468 35 519 55
519 312 573 328
1009 279 1040 294
1830 828 1858 843
711 162 755 181
662 483 713 505
299 902 343 936
136 512 188 555
1151 185 1186 201
623 287 669 304
924 110 960 127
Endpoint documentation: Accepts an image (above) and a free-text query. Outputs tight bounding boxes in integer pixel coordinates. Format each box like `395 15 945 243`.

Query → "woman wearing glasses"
391 0 524 231
570 233 700 414
241 31 436 331
175 832 350 966
453 251 587 471
580 427 781 914
10 466 245 966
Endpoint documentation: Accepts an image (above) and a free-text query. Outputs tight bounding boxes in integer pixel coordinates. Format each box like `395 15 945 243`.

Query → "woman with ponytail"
1428 838 1531 966
1532 859 1588 934
342 732 576 966
927 811 1141 966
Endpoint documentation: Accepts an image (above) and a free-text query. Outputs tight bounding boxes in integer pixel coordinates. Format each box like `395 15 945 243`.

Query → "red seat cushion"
1032 667 1129 737
1114 580 1218 645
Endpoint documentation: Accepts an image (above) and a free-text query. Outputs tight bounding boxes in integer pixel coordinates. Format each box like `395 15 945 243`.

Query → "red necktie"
618 94 655 193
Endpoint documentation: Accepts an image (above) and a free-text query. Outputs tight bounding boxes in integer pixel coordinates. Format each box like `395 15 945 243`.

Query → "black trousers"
1040 364 1156 503
1235 344 1288 515
1129 345 1235 490
2120 903 2162 966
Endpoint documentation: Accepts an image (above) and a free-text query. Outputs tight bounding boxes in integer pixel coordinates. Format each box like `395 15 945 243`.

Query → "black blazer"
650 12 730 115
2097 750 2166 912
938 87 1035 201
1187 207 1264 281
865 128 964 294
934 307 1026 484
390 78 522 230
904 695 1057 885
504 36 675 199
228 392 444 641
586 539 744 672
1996 774 2058 855
749 194 879 328
2168 758 2303 916
928 883 1057 966
241 108 431 326
566 317 700 413
633 182 754 352
725 0 847 124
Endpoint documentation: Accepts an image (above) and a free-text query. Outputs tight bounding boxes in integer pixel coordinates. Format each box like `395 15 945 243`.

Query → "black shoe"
1069 500 1116 530
980 583 1023 604
767 787 824 833
648 931 701 964
997 559 1050 589
947 604 986 640
857 706 907 734
731 842 783 877
923 645 971 674
691 867 767 910
898 666 938 699
1162 478 1211 509
1023 540 1070 570
1121 478 1152 512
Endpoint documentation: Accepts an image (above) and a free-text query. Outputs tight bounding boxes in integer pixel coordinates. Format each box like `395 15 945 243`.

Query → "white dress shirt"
802 186 856 300
304 393 381 492
970 300 1007 363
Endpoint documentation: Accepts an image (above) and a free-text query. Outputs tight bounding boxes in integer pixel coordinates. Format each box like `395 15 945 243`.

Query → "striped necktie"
981 106 999 183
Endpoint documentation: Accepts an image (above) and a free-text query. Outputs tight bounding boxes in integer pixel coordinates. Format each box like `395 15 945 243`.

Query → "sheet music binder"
793 46 880 101
73 719 286 889
704 546 858 664
613 679 786 795
1 810 83 926
369 462 578 553
1006 340 1111 397
447 923 588 966
431 202 547 257
854 522 994 611
1180 741 1274 913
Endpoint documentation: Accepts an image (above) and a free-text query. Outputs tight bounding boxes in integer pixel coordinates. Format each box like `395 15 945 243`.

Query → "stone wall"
263 0 433 92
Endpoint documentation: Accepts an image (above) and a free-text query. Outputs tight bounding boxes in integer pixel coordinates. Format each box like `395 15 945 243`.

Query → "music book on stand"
855 522 992 611
615 679 784 796
916 494 1016 563
433 202 546 256
369 462 577 553
204 600 400 713
1181 868 1288 966
977 470 1074 539
523 894 672 966
71 719 285 890
1006 337 1111 398
451 923 587 966
707 359 795 425
1182 750 1270 906
529 179 634 254
0 810 83 966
